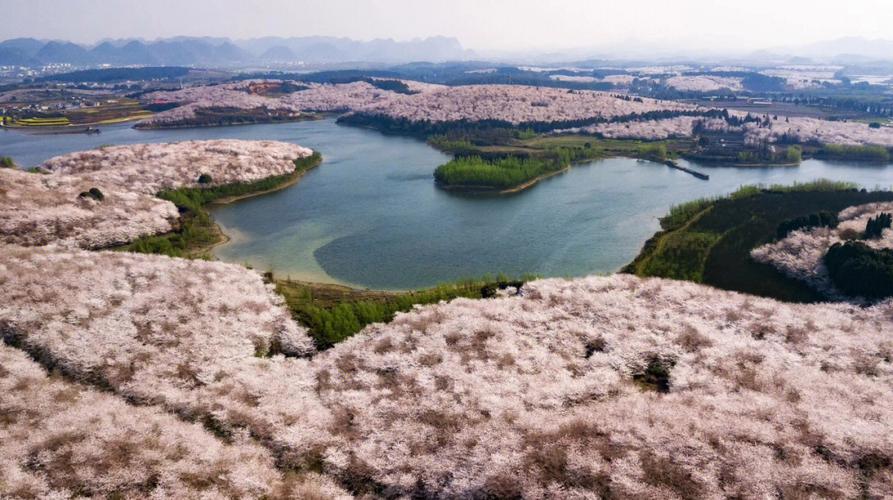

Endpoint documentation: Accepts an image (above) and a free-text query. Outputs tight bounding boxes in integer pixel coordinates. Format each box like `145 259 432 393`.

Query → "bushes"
632 356 676 393
776 211 838 239
294 151 323 172
629 183 893 302
863 212 892 239
638 231 720 282
364 78 417 95
0 156 14 168
78 187 105 201
637 143 667 161
825 242 893 298
736 145 802 165
820 144 891 163
433 147 600 191
427 135 478 154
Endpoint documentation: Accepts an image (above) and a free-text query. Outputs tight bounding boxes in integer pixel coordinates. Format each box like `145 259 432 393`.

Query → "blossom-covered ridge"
564 113 893 148
665 75 744 92
0 245 324 459
575 116 702 140
0 140 314 249
143 79 893 147
351 84 699 125
41 139 313 195
745 116 893 147
312 273 893 497
0 167 178 249
143 80 700 127
3 243 891 498
0 345 289 499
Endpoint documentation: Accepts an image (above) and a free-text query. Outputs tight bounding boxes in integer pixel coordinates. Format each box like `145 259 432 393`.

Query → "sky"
3 0 892 53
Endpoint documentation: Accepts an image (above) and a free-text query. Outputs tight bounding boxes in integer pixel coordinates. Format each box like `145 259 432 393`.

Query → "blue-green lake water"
3 119 892 289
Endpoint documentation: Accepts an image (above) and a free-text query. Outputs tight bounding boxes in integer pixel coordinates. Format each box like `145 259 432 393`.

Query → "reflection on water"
4 119 892 290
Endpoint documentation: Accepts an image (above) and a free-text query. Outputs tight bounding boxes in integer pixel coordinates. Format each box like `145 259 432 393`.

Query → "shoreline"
134 113 324 131
1 114 152 134
210 164 317 205
198 156 324 256
115 153 323 259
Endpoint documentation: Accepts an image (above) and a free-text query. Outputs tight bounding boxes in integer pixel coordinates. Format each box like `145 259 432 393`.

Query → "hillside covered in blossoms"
0 140 313 249
140 79 893 149
41 140 313 195
2 154 893 497
0 166 178 248
2 244 892 498
143 80 702 128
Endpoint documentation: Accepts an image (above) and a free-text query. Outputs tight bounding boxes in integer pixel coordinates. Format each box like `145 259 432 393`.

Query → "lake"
3 119 892 290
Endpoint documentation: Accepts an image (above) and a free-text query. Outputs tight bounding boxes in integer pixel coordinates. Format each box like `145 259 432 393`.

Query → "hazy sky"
3 0 892 52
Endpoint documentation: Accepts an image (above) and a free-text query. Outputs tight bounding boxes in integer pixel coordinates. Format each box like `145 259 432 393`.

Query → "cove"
3 119 892 290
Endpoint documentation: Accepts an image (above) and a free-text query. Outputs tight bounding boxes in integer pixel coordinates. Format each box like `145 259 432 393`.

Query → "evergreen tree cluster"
776 211 838 239
863 212 892 239
825 242 893 299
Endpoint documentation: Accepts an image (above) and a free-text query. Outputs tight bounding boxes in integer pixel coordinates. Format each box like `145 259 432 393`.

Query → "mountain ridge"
0 36 471 66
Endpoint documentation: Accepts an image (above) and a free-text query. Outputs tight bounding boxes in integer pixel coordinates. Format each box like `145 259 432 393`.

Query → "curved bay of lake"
3 119 892 289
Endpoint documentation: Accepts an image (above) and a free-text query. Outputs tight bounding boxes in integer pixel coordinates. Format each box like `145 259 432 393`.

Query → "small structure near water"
665 159 709 180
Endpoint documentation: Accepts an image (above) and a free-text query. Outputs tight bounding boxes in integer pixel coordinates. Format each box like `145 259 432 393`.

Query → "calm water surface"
3 120 892 289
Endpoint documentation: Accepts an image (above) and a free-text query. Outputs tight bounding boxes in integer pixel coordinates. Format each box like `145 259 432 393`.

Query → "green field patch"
15 117 71 126
275 274 532 349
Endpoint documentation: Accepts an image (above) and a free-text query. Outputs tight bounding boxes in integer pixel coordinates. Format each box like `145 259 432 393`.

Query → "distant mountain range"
0 36 472 67
781 37 893 64
3 35 892 69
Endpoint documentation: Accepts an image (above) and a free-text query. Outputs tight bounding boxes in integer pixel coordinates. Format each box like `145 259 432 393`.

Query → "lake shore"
114 152 323 259
134 113 322 130
195 155 324 255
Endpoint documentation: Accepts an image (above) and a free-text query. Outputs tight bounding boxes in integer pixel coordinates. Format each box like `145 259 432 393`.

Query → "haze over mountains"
3 35 893 68
0 36 472 66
